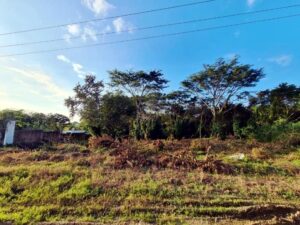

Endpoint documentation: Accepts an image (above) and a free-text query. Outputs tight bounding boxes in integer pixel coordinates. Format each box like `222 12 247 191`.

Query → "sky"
0 0 299 117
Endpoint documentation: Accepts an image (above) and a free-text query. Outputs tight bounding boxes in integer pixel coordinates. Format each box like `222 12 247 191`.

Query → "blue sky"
0 0 299 116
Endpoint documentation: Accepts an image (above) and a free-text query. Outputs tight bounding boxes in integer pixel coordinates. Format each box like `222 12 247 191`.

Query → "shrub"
243 120 300 143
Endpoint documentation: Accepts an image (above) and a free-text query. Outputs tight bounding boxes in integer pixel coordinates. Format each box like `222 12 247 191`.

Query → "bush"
243 120 300 143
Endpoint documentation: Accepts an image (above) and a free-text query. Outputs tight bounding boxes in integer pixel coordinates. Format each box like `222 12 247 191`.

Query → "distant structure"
3 120 16 146
0 123 89 148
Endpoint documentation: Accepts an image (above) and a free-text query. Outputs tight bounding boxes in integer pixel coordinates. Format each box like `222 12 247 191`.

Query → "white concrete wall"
3 120 16 146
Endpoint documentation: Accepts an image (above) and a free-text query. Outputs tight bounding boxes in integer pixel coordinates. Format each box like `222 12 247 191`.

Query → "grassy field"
0 139 299 225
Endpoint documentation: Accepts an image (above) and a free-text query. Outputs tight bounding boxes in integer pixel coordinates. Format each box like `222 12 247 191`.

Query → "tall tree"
100 93 136 138
65 75 104 135
109 70 168 119
46 114 70 131
182 57 264 137
250 83 300 123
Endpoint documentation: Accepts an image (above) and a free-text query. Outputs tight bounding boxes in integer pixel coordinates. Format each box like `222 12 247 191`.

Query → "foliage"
100 93 136 138
182 57 264 137
131 118 166 140
65 75 104 135
0 110 69 131
2 58 299 142
250 83 300 123
109 70 168 119
243 120 300 142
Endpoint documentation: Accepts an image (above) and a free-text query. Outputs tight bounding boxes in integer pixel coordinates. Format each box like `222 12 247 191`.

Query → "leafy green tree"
0 110 70 131
109 70 168 119
100 93 136 138
65 75 104 135
0 110 32 129
182 57 264 138
46 114 70 131
250 83 300 123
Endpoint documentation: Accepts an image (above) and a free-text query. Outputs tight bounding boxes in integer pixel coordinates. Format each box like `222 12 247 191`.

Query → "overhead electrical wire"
1 13 299 58
1 3 299 48
0 0 216 36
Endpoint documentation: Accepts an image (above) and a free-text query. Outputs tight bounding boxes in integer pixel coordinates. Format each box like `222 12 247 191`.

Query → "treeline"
64 57 300 142
1 57 299 142
0 110 70 131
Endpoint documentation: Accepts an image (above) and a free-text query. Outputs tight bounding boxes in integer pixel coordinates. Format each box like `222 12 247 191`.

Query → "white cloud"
268 55 293 67
82 0 114 16
72 63 85 78
64 24 100 43
67 24 81 36
0 60 72 116
81 26 98 42
247 0 256 7
56 55 90 78
113 17 134 34
57 55 71 63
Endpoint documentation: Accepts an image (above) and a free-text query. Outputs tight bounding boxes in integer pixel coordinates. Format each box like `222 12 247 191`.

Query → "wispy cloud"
64 24 99 43
67 24 81 36
2 66 69 98
82 26 98 42
57 54 91 78
57 55 71 63
82 0 114 16
113 17 134 34
0 58 71 115
268 55 293 67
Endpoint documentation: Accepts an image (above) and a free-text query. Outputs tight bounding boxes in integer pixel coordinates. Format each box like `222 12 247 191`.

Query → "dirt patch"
238 205 297 220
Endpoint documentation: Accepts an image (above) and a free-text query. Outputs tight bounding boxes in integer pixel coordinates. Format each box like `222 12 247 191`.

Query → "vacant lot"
0 139 299 225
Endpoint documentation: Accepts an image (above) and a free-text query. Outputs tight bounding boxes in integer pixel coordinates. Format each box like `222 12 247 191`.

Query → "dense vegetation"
1 57 299 143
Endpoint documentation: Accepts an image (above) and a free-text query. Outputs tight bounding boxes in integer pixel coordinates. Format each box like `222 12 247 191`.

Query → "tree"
46 114 70 131
109 70 168 119
100 93 136 138
250 83 300 123
0 109 32 129
182 57 264 137
65 75 104 135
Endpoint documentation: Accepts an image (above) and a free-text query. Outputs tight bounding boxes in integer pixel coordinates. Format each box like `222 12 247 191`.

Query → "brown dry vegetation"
0 139 299 224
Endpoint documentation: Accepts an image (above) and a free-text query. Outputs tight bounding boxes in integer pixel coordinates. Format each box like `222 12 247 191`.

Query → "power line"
0 0 216 36
1 13 299 58
1 4 299 48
